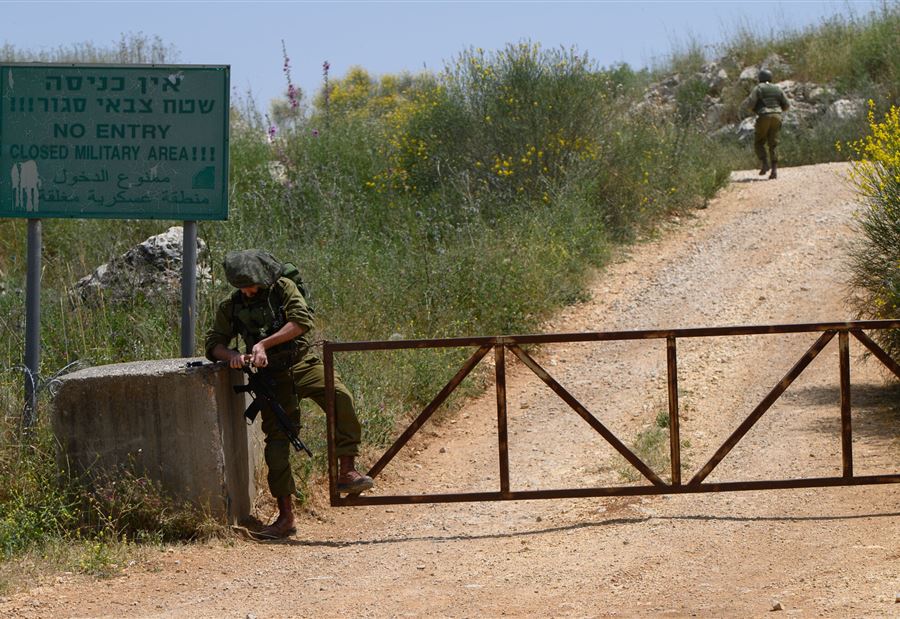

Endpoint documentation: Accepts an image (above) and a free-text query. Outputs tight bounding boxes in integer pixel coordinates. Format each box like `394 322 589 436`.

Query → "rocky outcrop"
640 52 867 142
73 226 210 304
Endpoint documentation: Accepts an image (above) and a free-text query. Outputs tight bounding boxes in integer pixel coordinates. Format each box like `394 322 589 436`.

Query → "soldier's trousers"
754 114 783 164
260 355 361 497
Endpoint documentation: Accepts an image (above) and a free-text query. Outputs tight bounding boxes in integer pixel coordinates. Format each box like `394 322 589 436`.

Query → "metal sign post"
23 218 41 428
180 221 198 357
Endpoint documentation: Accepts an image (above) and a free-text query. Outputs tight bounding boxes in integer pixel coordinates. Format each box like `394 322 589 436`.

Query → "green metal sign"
0 63 229 220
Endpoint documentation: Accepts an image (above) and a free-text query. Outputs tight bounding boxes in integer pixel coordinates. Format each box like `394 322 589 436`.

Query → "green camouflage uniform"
742 81 790 166
204 261 361 498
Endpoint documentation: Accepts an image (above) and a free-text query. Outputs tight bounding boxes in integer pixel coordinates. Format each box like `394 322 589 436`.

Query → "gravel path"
3 162 898 618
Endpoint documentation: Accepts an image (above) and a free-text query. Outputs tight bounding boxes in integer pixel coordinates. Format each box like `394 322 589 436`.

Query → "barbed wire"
4 360 90 424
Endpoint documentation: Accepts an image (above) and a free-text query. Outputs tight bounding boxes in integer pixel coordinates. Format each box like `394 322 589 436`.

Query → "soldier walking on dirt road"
741 68 790 179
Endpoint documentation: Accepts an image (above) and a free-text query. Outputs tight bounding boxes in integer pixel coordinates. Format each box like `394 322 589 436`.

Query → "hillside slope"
2 162 898 618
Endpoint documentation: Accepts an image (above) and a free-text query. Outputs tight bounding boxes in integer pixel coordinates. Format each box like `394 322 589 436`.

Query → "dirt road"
3 162 898 618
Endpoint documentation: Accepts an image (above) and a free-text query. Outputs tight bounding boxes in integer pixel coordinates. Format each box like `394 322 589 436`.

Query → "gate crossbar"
324 320 900 506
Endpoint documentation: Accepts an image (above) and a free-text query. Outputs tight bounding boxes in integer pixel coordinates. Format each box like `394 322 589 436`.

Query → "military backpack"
277 260 311 303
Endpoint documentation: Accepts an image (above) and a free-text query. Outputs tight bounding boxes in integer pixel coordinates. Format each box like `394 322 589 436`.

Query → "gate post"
495 344 510 496
323 342 339 504
666 336 682 485
839 331 853 477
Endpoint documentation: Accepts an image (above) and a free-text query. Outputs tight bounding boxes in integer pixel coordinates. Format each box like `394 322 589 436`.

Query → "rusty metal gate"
323 320 900 507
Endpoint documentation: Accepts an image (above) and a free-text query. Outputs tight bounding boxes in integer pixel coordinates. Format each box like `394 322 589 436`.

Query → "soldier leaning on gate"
740 68 790 180
205 249 374 539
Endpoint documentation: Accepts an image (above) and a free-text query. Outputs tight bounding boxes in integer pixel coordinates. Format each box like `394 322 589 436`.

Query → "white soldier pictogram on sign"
10 160 41 212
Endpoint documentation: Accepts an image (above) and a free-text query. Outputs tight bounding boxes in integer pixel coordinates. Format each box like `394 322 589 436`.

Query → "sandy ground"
2 162 898 618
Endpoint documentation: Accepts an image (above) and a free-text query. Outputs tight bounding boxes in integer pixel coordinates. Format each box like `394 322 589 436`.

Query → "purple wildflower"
281 40 300 110
322 59 331 123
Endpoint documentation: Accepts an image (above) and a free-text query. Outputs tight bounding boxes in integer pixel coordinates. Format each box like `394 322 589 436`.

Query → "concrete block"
51 358 260 524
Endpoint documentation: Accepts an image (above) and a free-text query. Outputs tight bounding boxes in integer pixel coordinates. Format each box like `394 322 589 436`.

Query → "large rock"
739 66 760 83
807 84 837 105
74 226 210 304
737 117 757 143
783 100 820 128
700 63 729 96
740 55 790 83
826 98 866 122
775 79 800 98
762 53 792 77
711 122 739 141
703 102 728 128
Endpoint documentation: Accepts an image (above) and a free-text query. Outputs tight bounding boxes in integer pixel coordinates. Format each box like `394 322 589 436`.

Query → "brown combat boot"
337 456 374 494
759 157 770 176
769 161 777 180
256 495 296 539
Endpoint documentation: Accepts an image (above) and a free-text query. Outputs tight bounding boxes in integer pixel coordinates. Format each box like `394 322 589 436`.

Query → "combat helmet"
223 249 282 288
758 68 773 83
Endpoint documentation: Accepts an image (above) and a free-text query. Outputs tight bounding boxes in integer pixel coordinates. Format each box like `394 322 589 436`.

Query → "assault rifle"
235 365 313 458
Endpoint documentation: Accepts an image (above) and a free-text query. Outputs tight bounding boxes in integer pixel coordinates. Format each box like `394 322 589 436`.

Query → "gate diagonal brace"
341 345 492 500
689 330 835 486
851 329 900 379
508 344 667 488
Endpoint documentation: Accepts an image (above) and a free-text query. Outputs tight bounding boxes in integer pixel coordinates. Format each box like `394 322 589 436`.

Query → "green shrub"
0 410 217 591
76 462 212 543
844 103 900 365
0 429 78 560
780 112 871 165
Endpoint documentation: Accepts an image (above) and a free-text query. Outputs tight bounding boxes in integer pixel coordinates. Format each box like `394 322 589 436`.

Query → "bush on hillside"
844 102 900 366
0 32 177 65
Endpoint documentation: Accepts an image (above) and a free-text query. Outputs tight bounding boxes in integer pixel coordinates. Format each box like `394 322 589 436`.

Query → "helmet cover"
223 249 282 288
